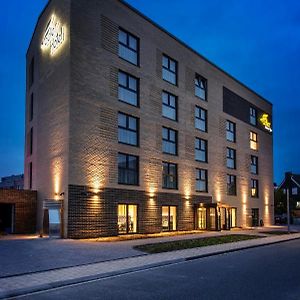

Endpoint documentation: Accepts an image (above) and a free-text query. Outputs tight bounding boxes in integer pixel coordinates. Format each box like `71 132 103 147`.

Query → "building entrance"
251 208 259 227
0 203 14 234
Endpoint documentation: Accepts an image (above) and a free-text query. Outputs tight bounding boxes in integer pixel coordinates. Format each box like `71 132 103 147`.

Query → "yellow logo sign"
260 113 272 132
41 14 65 56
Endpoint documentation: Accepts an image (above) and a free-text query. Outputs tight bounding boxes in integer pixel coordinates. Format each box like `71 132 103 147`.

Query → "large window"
118 112 138 146
118 153 139 185
195 74 207 100
196 169 208 192
162 91 177 121
162 162 177 189
162 54 177 85
162 206 177 231
251 179 259 198
251 155 258 174
250 107 257 125
226 120 235 142
250 131 258 150
162 127 177 155
226 147 236 169
118 29 139 65
118 71 138 106
227 174 236 196
118 204 137 234
195 106 207 132
195 138 207 162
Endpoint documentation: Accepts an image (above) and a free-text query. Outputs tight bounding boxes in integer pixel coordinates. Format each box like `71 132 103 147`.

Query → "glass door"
197 208 207 230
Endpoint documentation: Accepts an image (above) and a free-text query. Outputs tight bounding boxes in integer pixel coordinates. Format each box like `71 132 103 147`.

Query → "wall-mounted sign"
260 113 272 133
41 14 65 56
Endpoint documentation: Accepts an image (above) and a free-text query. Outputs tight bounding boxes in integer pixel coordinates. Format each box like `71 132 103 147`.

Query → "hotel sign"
259 113 272 133
41 14 65 56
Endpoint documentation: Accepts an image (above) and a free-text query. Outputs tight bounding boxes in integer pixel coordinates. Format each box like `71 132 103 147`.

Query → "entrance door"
197 208 207 230
0 204 14 234
251 208 259 227
48 209 61 237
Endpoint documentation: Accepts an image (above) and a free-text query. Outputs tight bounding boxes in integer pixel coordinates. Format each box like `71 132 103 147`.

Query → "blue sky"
0 0 300 184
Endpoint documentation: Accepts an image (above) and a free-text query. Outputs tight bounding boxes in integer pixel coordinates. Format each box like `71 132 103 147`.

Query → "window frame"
118 28 139 66
118 70 139 107
250 107 257 125
162 91 178 121
226 147 236 169
162 205 177 232
196 168 208 192
250 155 258 175
162 127 178 156
118 152 139 186
162 54 178 86
226 120 236 142
195 137 208 163
250 131 258 150
162 161 178 190
117 204 138 234
251 179 259 198
195 74 207 101
195 106 207 132
118 112 139 147
227 174 237 196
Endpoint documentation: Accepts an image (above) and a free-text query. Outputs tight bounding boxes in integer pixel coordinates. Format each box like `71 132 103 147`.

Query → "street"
17 239 300 300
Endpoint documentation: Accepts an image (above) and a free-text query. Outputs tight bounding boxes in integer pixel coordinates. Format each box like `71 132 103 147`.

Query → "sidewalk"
1 232 299 299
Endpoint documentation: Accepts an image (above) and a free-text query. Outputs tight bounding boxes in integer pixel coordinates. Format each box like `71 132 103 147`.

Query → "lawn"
134 234 262 254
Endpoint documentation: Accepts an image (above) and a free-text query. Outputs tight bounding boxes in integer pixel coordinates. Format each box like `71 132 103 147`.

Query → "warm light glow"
259 113 272 132
41 14 66 56
251 188 257 197
52 158 62 200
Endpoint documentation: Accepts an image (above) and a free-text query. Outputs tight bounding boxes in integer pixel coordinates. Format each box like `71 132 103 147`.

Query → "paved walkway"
0 232 299 299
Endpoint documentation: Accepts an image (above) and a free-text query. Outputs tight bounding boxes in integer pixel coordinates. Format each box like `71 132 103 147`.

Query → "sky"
0 0 300 184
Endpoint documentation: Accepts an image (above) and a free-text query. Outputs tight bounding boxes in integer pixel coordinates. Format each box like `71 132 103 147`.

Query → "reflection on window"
162 206 177 231
118 29 139 65
250 107 257 125
226 120 235 142
195 106 207 132
118 153 139 185
227 174 236 196
195 138 207 162
196 169 208 192
162 55 177 85
162 162 177 189
162 127 177 155
226 147 236 169
250 155 258 174
162 91 177 121
118 71 138 106
118 112 138 146
195 74 207 100
118 204 137 234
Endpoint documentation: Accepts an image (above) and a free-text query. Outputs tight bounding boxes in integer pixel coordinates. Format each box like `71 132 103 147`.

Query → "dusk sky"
0 0 300 184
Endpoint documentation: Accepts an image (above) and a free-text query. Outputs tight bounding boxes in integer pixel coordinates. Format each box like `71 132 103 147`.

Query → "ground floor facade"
41 185 266 239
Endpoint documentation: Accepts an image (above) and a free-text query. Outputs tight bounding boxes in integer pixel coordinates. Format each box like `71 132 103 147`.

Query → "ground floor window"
162 206 177 231
231 208 237 228
118 204 137 234
209 208 217 230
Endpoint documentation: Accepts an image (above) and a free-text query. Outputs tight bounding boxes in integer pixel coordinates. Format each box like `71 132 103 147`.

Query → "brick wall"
0 189 37 233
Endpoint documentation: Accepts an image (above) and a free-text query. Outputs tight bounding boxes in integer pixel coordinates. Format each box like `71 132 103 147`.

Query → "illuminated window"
231 208 237 227
162 162 177 189
28 57 34 88
196 169 208 192
226 120 235 142
195 106 207 132
118 112 139 146
118 204 137 234
162 127 177 155
251 179 259 198
29 94 34 121
227 174 236 196
162 91 177 121
226 147 236 169
296 201 300 208
250 131 258 150
118 71 138 106
195 74 207 100
195 138 207 162
250 107 257 125
118 29 139 65
197 207 207 229
251 155 258 174
162 206 177 231
162 54 177 85
118 153 139 185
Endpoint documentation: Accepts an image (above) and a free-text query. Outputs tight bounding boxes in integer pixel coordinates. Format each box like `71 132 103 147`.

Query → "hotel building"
25 0 274 238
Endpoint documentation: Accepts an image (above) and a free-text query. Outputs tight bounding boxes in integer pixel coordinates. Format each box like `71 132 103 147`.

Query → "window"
227 174 236 195
118 71 138 106
162 127 177 155
162 206 177 231
195 74 207 100
195 106 207 132
196 169 208 192
226 148 236 169
296 201 300 208
28 57 34 87
162 91 177 121
195 138 207 162
118 153 139 185
250 107 257 125
250 131 258 150
29 162 32 189
231 208 237 228
162 162 177 189
118 204 137 234
118 112 138 146
292 187 298 196
118 29 139 65
30 94 34 121
251 179 259 198
162 54 177 85
251 155 258 174
226 120 235 142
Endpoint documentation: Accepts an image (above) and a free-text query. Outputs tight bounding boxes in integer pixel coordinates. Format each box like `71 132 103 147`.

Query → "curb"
1 235 300 299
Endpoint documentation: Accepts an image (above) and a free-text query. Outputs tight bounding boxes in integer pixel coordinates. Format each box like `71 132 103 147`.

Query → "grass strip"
134 234 262 254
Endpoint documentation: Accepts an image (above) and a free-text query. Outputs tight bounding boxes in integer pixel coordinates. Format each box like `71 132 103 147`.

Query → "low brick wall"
0 189 37 234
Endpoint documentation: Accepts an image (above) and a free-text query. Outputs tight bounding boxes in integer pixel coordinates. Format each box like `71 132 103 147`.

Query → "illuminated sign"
260 113 272 133
41 14 65 56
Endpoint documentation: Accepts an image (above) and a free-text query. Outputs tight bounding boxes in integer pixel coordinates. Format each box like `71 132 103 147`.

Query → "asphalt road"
18 239 300 300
